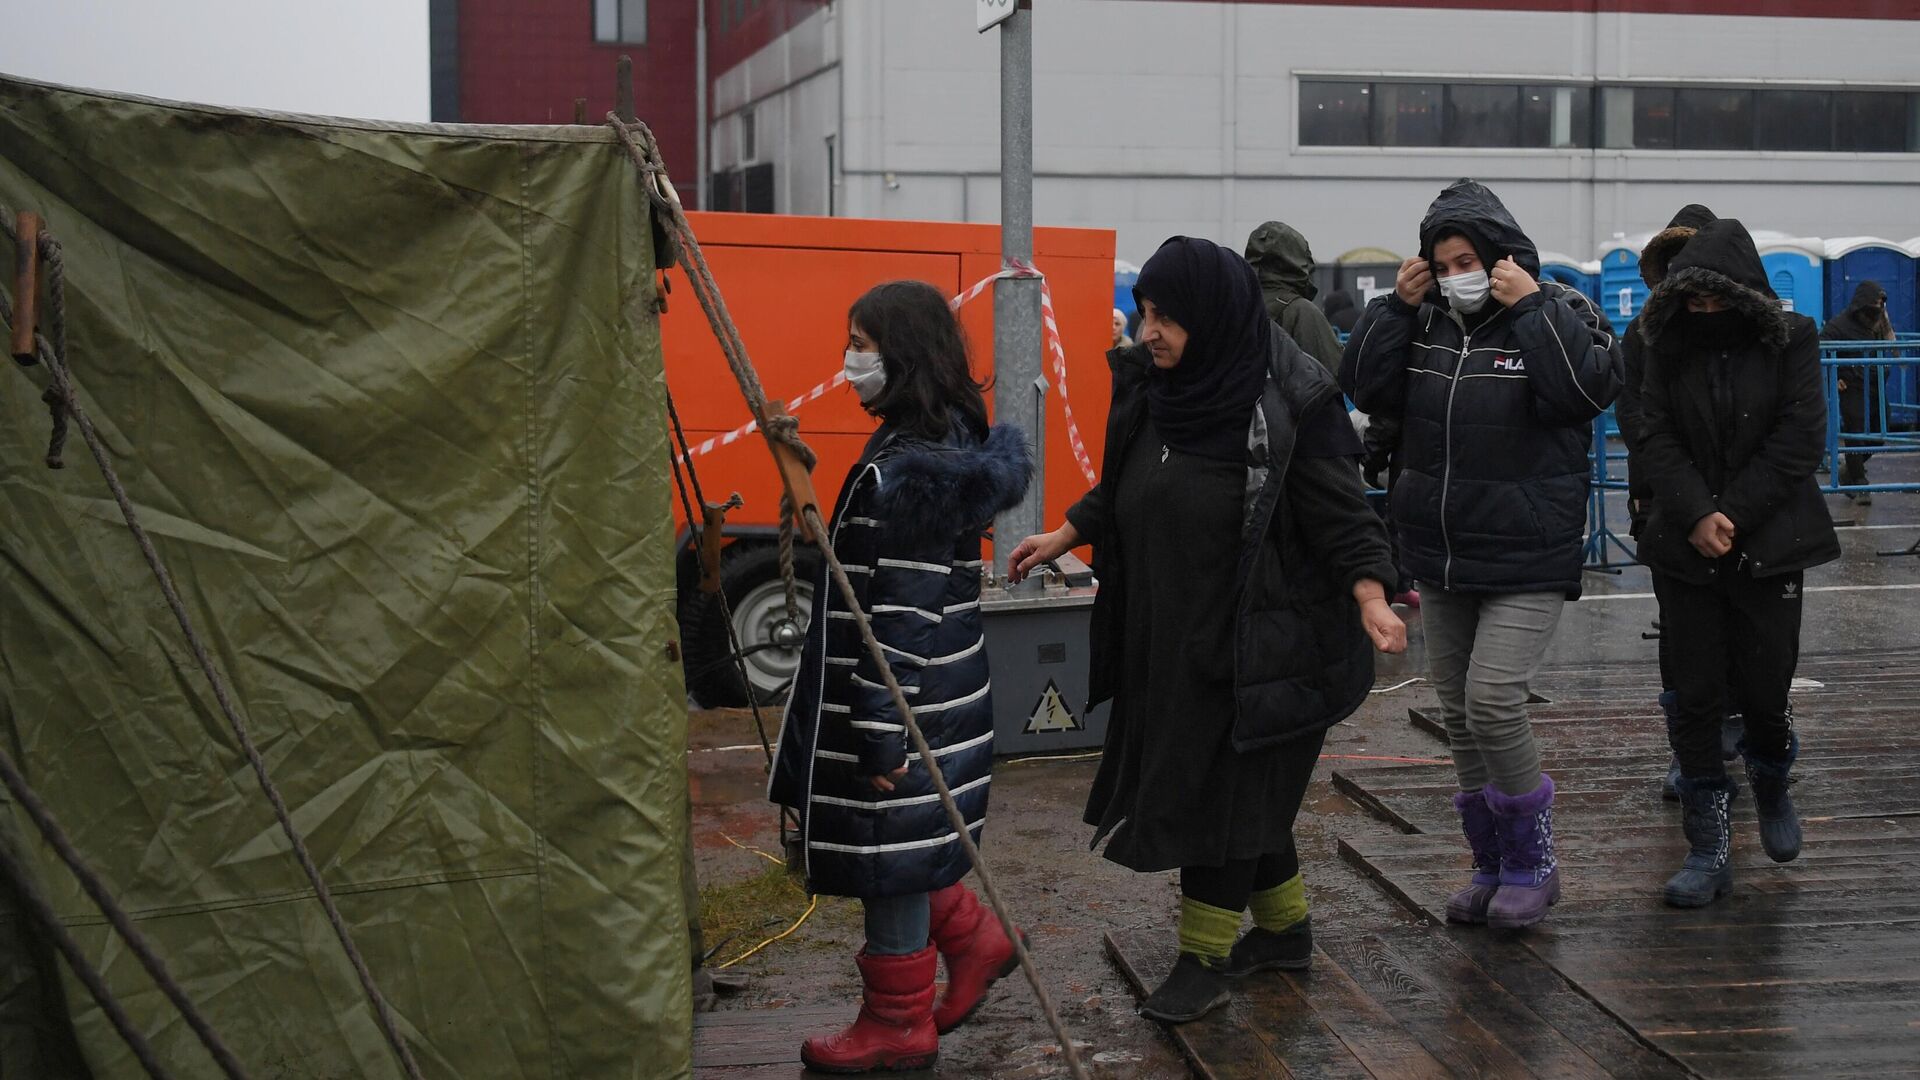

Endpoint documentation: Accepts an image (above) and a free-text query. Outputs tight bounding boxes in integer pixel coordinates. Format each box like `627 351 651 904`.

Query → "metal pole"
696 0 709 210
993 1 1044 592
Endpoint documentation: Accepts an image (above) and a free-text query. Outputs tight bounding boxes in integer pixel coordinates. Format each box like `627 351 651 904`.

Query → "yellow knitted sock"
1176 897 1241 963
1248 874 1308 933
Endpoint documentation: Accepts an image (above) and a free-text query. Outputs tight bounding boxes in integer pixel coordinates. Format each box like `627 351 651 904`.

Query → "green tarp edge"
0 75 691 1079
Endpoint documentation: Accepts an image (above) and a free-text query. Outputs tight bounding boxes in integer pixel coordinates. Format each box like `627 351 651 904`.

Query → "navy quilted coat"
1340 180 1622 598
769 420 1031 898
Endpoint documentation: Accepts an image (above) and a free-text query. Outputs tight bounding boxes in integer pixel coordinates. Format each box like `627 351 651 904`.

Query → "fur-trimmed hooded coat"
769 419 1030 899
1634 218 1840 583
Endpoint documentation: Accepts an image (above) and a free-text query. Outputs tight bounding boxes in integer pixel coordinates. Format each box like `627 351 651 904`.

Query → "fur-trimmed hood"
1638 203 1717 287
1638 218 1789 353
869 423 1032 547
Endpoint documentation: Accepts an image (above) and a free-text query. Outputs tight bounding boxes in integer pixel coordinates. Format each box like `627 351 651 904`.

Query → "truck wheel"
681 543 819 708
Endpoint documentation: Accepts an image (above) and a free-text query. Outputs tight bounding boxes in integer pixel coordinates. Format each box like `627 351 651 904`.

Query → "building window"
1372 83 1443 147
1834 91 1909 151
1757 90 1832 151
594 0 646 44
1676 87 1754 150
740 111 756 162
1519 85 1592 149
1446 84 1520 148
1299 81 1371 146
1630 87 1676 149
1305 78 1916 153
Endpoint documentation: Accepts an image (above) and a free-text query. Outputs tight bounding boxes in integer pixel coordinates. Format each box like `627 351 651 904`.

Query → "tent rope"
1 213 423 1080
664 384 778 767
607 115 1092 1080
0 753 239 1080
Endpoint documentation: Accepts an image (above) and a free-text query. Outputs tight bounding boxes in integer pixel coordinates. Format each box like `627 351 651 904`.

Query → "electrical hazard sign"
1025 680 1083 734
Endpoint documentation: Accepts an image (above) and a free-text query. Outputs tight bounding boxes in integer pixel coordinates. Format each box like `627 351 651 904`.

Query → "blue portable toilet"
1539 251 1598 305
1598 234 1652 325
1825 238 1916 334
1755 236 1825 323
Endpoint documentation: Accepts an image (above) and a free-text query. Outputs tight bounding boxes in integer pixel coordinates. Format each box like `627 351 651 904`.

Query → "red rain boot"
800 946 938 1074
927 883 1024 1034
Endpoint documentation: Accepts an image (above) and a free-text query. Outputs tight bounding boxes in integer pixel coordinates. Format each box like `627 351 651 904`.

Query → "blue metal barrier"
1819 339 1920 497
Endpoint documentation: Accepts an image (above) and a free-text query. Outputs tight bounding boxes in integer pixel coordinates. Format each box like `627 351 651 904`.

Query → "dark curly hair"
848 280 990 441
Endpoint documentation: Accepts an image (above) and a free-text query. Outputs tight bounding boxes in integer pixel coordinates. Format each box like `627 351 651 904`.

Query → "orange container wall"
660 212 1117 558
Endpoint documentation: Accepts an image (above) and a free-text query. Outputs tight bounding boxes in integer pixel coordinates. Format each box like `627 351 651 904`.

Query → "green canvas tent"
0 75 692 1078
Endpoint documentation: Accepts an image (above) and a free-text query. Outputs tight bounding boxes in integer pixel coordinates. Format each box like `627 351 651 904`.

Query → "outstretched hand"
1007 523 1081 584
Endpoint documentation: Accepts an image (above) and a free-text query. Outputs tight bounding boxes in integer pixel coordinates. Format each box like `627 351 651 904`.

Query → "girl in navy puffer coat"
770 280 1031 1073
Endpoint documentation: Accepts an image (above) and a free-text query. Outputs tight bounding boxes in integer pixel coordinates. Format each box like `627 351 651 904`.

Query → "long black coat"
1068 335 1395 754
1341 180 1621 597
769 421 1030 898
1635 219 1840 583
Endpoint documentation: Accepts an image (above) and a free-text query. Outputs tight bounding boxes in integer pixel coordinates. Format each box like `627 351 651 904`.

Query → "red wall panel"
459 1 701 186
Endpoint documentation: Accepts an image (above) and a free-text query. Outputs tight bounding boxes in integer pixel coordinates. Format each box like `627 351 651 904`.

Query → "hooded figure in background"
1004 235 1403 1026
1619 203 1718 539
1821 280 1895 499
1636 218 1839 909
1342 179 1621 932
1321 288 1363 335
1246 220 1344 370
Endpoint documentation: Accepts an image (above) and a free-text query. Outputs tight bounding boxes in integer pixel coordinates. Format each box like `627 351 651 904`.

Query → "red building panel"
457 0 701 186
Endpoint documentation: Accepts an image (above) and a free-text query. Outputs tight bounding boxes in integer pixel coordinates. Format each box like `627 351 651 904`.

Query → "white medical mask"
1439 270 1491 314
843 349 887 403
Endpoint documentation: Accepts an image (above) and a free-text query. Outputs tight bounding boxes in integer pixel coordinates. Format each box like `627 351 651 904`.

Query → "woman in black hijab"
1008 237 1404 1023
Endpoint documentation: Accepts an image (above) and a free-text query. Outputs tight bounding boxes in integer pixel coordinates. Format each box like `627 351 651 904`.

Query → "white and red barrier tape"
676 263 1100 488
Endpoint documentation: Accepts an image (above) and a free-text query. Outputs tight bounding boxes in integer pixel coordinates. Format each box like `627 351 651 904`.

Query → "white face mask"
843 349 887 403
1439 269 1492 314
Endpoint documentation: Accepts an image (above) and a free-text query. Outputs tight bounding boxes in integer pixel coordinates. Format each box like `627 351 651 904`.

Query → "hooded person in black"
1006 236 1404 1025
1637 218 1840 908
1619 203 1718 538
1342 179 1621 931
1614 203 1745 801
1821 280 1895 499
1245 220 1344 370
1321 289 1363 335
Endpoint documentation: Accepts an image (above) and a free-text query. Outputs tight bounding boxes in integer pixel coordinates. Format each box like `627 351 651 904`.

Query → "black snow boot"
1139 953 1230 1024
1224 915 1313 976
1740 732 1802 863
1665 775 1735 908
1661 693 1739 802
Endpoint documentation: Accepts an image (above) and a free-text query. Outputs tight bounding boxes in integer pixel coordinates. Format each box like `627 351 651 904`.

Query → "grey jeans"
1421 589 1566 796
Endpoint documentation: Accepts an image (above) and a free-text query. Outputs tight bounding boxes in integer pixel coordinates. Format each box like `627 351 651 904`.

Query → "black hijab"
1133 236 1272 462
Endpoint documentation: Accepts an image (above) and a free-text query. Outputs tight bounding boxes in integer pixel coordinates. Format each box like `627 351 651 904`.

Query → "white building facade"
707 0 1920 269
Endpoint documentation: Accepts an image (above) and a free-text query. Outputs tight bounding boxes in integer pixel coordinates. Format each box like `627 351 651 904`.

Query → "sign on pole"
977 0 1016 33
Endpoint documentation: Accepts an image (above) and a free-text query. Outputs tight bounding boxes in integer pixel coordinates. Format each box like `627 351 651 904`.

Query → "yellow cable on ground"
717 895 820 970
721 832 785 865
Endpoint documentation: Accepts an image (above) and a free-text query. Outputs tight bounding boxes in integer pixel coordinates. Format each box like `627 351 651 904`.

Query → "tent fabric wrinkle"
1 74 692 1079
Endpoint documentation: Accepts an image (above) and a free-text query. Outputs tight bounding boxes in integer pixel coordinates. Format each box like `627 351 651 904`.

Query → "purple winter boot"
1445 790 1502 924
1483 774 1561 930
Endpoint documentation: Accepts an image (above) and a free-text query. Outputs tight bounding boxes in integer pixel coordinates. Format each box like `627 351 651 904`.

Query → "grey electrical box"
979 553 1109 756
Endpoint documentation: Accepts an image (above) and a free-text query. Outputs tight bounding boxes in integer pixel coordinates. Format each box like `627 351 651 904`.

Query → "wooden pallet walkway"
1334 650 1920 1079
1106 650 1920 1078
